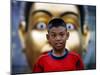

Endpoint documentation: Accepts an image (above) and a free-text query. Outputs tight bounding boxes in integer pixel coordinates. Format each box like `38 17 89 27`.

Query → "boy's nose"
55 36 61 41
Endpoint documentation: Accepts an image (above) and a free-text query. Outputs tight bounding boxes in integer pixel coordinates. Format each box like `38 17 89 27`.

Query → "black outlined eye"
66 23 75 30
36 22 47 30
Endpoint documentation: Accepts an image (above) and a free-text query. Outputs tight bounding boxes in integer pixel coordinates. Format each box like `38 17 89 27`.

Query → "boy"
33 18 84 73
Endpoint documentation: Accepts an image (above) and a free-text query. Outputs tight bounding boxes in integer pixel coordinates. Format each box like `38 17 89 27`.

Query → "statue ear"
18 21 26 50
83 24 90 36
82 24 91 50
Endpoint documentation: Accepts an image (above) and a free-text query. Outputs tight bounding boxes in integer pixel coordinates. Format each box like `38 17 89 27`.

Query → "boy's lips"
55 42 63 47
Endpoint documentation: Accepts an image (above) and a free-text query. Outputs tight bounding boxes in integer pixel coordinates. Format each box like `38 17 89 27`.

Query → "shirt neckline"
48 48 69 60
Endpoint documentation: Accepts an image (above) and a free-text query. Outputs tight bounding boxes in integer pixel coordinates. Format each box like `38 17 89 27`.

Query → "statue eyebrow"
32 10 52 17
60 11 79 18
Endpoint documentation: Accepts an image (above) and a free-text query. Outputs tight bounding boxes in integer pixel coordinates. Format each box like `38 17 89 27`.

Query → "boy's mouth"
55 42 63 47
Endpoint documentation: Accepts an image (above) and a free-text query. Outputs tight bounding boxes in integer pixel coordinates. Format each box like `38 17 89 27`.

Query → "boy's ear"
66 32 69 40
18 21 26 50
46 34 49 40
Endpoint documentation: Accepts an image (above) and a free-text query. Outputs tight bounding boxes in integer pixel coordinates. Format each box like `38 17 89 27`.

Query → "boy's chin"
54 47 64 51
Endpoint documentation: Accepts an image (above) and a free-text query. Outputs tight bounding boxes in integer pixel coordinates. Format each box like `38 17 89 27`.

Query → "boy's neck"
52 48 66 57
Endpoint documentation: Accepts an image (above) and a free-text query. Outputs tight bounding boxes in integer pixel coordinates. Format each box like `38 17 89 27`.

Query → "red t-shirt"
33 49 84 73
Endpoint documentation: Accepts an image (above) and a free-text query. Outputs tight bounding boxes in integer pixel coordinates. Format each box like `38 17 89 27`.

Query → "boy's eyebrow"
32 10 52 17
50 29 66 33
49 31 56 34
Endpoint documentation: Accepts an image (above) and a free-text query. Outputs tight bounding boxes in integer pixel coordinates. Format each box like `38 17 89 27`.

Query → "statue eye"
66 23 75 30
36 22 47 30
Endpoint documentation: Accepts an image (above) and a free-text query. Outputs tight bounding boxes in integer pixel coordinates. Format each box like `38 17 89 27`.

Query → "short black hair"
47 18 67 32
24 2 85 33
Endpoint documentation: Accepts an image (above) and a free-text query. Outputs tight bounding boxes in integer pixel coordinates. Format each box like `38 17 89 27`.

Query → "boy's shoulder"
68 51 81 59
38 51 50 61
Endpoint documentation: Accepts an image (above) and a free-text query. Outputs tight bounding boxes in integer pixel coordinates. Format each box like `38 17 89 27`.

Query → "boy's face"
47 26 69 51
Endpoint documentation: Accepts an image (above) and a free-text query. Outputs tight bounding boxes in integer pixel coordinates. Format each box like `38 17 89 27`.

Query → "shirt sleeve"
32 58 44 73
76 55 84 70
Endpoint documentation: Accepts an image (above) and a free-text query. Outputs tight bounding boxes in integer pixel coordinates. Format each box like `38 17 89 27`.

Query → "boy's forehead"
30 3 79 15
48 26 66 33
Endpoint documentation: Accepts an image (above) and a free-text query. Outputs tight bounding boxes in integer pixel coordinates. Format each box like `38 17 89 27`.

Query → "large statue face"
28 3 81 52
19 2 88 69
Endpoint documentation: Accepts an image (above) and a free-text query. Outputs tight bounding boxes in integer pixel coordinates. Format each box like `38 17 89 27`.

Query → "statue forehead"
30 3 79 14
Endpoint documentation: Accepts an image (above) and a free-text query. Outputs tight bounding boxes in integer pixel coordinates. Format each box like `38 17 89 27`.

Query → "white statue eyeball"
66 23 75 30
36 22 47 30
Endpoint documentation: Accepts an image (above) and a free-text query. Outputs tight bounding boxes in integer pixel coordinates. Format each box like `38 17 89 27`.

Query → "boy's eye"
60 33 64 36
35 22 47 30
66 23 75 30
51 34 56 37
